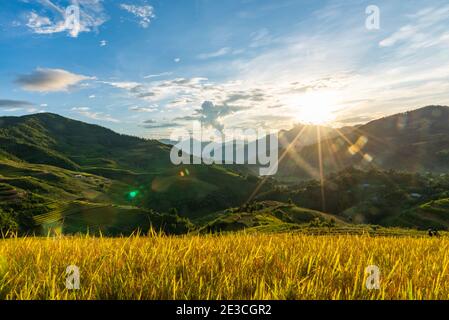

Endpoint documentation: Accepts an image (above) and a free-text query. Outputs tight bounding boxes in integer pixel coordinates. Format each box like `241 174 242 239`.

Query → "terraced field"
32 201 159 235
0 184 21 202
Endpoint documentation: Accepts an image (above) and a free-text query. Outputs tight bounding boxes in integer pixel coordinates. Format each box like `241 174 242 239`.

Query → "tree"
0 209 18 236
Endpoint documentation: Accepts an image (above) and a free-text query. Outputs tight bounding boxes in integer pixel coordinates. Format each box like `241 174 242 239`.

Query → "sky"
1 0 449 139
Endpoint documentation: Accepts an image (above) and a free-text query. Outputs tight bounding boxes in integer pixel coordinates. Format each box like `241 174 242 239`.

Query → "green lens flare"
129 191 139 199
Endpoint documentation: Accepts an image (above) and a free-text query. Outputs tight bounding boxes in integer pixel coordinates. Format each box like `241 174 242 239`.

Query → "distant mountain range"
275 105 449 179
159 123 353 165
162 105 449 180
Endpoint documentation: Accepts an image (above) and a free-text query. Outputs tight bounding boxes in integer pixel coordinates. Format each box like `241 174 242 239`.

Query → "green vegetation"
200 201 344 233
258 168 449 229
2 108 449 236
0 113 261 235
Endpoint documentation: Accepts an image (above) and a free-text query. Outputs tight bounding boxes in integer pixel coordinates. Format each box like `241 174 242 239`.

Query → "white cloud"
27 12 52 29
174 58 181 63
25 0 108 38
72 106 89 111
120 4 155 28
129 106 157 112
144 72 173 79
71 107 119 123
379 5 449 49
26 107 40 113
99 40 107 46
249 28 273 48
101 81 141 90
26 12 65 34
103 77 211 104
197 47 231 60
379 25 417 47
16 68 94 92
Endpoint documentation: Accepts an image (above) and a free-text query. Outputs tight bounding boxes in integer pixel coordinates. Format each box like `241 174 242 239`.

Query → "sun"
294 90 339 125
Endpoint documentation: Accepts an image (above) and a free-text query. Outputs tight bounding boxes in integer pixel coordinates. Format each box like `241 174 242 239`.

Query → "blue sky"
1 0 449 138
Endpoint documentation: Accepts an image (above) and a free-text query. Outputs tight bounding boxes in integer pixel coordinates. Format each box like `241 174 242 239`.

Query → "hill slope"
0 113 261 235
258 167 449 229
276 105 449 180
199 201 346 233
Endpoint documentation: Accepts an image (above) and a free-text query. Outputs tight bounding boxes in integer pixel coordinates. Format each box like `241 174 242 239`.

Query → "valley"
1 106 449 236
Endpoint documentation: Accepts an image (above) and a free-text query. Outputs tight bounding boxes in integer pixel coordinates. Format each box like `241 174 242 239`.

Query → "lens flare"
128 191 139 199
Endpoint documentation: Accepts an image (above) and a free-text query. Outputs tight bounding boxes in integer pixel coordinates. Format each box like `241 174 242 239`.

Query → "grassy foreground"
1 233 449 300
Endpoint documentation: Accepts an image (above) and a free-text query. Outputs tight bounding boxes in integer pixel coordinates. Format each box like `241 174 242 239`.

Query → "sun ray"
334 127 408 195
245 125 311 204
316 126 326 212
322 132 343 172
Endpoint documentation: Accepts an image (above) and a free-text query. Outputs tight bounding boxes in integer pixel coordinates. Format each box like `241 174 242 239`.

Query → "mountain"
278 123 349 148
159 123 354 165
276 105 449 180
0 113 261 235
3 106 449 235
257 167 449 230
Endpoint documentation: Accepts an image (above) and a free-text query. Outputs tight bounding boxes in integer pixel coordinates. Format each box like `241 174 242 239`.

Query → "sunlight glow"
294 91 340 124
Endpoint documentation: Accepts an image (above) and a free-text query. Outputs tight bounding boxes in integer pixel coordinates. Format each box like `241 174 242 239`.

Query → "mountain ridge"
275 105 449 179
0 112 262 234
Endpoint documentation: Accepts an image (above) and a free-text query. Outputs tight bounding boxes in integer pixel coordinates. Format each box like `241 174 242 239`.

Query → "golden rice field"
1 233 449 300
